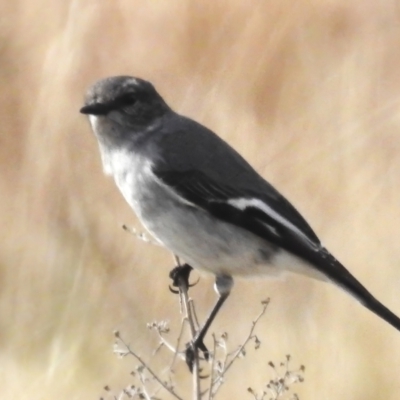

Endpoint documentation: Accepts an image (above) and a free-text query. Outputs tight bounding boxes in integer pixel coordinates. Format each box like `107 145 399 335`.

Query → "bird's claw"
185 337 210 372
169 263 196 293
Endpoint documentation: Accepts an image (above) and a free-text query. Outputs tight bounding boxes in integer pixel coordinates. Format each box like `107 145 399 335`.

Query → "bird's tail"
314 249 400 332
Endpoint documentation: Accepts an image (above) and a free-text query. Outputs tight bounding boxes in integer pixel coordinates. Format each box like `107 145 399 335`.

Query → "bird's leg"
186 275 234 370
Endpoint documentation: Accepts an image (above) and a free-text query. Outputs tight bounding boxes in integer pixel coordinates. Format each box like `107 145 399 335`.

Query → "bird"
80 75 400 352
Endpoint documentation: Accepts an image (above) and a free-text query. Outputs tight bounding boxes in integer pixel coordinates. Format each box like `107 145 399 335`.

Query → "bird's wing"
153 168 400 333
153 166 376 300
152 167 323 263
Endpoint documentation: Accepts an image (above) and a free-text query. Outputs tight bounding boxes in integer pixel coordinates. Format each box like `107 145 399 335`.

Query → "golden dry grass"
1 1 400 398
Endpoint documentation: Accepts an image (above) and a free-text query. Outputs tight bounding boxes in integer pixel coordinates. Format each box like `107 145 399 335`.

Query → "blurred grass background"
1 0 400 398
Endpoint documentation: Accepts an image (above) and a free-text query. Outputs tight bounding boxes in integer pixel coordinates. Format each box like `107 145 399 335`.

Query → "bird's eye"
117 93 137 107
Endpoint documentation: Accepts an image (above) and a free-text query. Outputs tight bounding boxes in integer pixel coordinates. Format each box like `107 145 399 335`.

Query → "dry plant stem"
116 333 184 400
174 256 201 400
224 300 268 373
153 328 182 358
208 334 219 400
210 300 270 397
152 315 188 372
169 317 189 367
189 298 200 329
137 372 152 400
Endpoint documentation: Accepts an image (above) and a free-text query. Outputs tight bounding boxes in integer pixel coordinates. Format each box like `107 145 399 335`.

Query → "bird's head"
80 76 170 130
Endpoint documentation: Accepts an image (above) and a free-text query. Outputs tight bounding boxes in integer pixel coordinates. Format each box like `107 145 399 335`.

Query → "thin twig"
115 333 184 400
154 330 180 357
174 256 201 400
224 299 269 373
209 300 270 397
208 333 218 400
137 372 152 400
169 317 189 367
188 297 201 330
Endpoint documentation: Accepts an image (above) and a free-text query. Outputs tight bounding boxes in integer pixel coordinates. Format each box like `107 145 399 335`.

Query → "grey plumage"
80 75 400 333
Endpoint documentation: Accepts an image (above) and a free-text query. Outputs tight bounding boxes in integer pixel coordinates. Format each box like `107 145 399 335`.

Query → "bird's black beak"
80 103 111 116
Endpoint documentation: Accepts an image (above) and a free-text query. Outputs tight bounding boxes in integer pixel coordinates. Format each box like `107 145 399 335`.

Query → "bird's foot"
169 263 195 293
185 336 210 372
